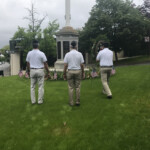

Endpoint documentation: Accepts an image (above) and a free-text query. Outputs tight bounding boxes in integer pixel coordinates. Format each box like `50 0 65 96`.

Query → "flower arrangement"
18 67 101 80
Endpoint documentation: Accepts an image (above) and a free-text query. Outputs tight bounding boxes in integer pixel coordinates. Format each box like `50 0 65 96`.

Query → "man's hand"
45 72 51 80
26 71 30 78
82 72 85 79
26 62 30 77
44 62 51 78
80 63 85 79
63 74 67 80
47 72 50 78
63 63 68 80
27 71 30 76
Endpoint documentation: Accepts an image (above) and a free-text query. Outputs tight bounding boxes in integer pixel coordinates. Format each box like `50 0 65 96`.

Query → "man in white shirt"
96 42 113 99
26 40 50 104
63 41 84 106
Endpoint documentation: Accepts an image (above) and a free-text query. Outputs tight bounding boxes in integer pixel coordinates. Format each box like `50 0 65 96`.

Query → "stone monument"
54 0 79 69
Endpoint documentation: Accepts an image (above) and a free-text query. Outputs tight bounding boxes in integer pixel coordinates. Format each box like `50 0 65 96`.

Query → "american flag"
91 68 98 78
25 72 29 78
111 68 116 75
18 70 23 77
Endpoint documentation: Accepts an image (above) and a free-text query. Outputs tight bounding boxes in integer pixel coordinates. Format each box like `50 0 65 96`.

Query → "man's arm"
96 58 100 62
26 62 30 75
44 62 50 77
96 56 100 62
96 52 100 62
80 63 85 79
63 63 68 80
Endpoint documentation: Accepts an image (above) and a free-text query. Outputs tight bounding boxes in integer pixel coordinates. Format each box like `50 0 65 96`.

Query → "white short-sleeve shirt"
26 49 47 68
96 48 113 66
64 49 84 70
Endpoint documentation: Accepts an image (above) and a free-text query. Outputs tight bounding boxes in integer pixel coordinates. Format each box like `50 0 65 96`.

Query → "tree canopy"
11 4 59 68
79 0 150 60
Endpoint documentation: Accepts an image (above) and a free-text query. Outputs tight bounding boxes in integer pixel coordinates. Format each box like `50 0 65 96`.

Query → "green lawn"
1 65 150 150
114 55 150 66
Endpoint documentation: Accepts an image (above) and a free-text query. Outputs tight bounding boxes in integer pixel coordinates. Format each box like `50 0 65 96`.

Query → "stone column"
10 52 20 75
65 0 71 26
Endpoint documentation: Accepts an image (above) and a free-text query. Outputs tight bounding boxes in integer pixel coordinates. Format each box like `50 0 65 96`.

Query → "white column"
61 41 63 60
10 52 20 75
65 0 71 26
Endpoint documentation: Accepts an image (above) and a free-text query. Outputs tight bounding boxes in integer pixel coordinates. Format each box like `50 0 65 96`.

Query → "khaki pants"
30 69 45 104
100 67 112 96
67 70 81 105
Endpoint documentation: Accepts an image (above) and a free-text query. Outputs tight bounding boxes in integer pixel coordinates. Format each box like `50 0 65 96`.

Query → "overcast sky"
0 0 144 49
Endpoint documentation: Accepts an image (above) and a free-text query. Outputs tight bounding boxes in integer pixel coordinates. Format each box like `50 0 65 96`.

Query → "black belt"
100 66 112 68
30 68 44 69
68 69 81 71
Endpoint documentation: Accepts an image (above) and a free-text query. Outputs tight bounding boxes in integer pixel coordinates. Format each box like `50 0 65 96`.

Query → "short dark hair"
101 42 109 48
32 40 39 48
71 41 76 48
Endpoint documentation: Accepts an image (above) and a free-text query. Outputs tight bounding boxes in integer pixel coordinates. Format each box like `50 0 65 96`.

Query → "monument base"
54 60 64 70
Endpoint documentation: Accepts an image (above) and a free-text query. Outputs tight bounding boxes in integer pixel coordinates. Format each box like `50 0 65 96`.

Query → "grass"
1 65 150 150
114 55 150 66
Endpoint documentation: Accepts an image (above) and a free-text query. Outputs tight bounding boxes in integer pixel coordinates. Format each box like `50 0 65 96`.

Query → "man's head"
101 42 109 48
99 44 104 50
32 40 39 49
71 41 77 49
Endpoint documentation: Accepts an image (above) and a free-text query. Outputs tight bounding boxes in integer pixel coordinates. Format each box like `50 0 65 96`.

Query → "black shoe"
107 96 112 99
76 103 80 106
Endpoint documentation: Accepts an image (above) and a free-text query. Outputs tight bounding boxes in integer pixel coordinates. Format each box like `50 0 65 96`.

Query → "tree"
139 0 150 18
139 0 150 55
11 2 46 69
79 0 150 61
11 2 60 68
40 20 59 66
12 26 33 69
24 3 46 40
0 45 10 62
